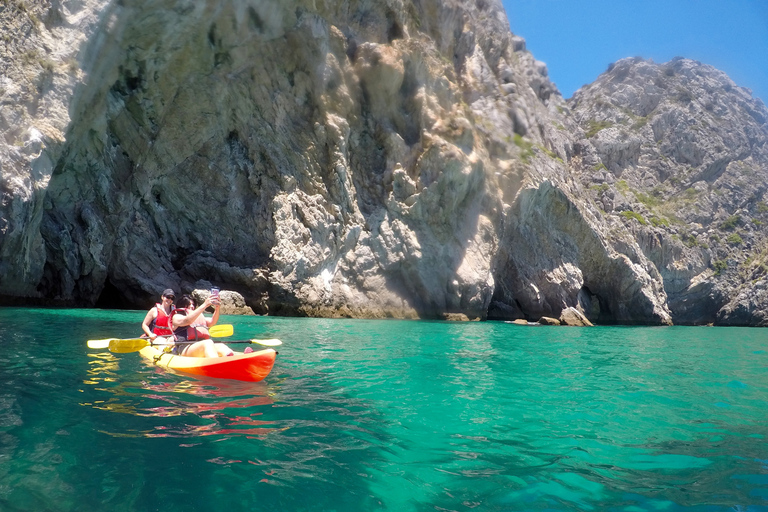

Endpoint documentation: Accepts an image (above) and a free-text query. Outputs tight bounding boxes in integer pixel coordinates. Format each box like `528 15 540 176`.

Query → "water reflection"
82 355 279 439
84 352 121 385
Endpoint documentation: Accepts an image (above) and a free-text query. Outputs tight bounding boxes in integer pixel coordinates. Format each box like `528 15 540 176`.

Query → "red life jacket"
152 303 175 336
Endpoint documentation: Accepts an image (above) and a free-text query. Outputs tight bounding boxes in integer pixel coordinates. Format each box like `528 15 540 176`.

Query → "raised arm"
172 297 214 328
206 302 221 327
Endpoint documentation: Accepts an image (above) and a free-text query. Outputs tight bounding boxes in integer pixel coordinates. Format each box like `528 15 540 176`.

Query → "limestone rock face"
568 57 768 325
0 0 107 298
3 2 762 325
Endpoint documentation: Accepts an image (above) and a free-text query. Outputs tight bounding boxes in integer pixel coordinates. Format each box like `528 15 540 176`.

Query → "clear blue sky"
501 0 768 104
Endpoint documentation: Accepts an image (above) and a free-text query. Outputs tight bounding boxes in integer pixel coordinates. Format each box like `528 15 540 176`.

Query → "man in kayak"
170 294 235 357
141 288 177 340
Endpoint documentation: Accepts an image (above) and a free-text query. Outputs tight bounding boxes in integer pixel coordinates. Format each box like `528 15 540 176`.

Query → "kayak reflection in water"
169 294 235 358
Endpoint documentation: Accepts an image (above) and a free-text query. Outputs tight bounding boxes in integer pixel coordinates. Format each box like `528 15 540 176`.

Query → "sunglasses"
164 295 175 300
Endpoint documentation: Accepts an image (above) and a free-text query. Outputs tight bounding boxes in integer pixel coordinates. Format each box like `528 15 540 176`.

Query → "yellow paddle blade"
209 324 233 337
87 338 118 349
87 325 231 350
251 338 282 346
108 338 151 353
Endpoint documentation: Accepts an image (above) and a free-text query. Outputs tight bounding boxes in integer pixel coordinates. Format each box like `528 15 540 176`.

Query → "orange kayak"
139 346 277 382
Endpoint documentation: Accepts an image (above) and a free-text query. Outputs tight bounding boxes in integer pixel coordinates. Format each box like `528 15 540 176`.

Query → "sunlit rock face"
569 57 768 325
22 0 768 325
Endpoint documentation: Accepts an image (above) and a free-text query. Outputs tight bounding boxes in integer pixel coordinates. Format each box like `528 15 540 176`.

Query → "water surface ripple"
0 309 766 511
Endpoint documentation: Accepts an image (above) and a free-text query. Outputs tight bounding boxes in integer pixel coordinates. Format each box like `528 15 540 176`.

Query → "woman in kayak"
170 294 234 357
141 288 177 340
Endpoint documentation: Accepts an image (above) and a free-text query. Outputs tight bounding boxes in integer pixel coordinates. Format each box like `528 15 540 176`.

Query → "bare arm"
206 303 220 327
172 297 214 328
141 307 158 339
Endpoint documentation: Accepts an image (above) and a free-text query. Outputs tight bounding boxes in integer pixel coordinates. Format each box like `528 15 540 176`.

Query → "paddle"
86 324 234 349
108 337 283 354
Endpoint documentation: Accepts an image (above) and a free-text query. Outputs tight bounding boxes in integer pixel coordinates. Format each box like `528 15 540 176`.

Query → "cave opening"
95 279 136 310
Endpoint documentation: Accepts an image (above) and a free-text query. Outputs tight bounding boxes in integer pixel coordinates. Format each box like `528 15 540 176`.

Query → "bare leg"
181 340 219 358
214 343 234 357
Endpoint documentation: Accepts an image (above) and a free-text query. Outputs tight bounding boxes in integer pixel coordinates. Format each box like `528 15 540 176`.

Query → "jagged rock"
559 306 593 326
538 316 560 326
0 2 764 325
492 181 671 325
715 280 768 326
191 286 255 316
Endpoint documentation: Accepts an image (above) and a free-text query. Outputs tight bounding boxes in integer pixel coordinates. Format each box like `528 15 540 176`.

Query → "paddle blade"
87 338 117 349
209 324 233 337
108 338 151 353
252 338 282 346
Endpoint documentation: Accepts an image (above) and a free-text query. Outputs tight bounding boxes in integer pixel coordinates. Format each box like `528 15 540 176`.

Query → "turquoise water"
1 308 767 511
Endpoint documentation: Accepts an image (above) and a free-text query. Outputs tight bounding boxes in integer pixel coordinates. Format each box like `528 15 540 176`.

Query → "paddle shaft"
87 324 234 349
108 336 282 353
158 339 280 346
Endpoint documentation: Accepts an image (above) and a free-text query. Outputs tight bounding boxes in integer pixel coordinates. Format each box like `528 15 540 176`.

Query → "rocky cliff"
0 0 765 325
568 57 768 325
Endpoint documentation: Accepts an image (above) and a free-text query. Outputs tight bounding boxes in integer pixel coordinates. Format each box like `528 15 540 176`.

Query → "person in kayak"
141 288 177 340
170 294 234 357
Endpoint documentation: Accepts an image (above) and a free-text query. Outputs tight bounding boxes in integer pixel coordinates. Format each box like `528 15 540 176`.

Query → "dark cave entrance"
95 279 136 310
